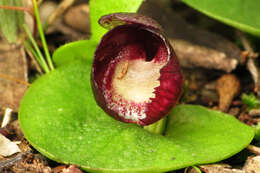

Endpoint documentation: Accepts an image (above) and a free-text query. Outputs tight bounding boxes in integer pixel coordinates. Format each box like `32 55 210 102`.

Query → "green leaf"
90 0 144 42
13 0 24 28
182 0 260 37
0 0 24 43
241 93 260 111
165 105 253 163
19 61 254 173
52 40 98 67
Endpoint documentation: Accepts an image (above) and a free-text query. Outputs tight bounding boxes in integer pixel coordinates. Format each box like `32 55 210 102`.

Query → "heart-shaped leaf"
182 0 260 37
52 40 97 67
19 61 254 173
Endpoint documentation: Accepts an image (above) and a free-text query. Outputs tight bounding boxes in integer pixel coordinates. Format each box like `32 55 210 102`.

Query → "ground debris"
181 67 224 106
0 41 28 112
7 120 24 141
243 156 260 173
139 0 241 72
53 165 83 173
247 145 260 155
186 155 260 173
2 152 51 173
39 1 88 41
237 31 260 93
200 164 243 173
0 152 24 171
64 4 90 33
216 74 240 112
249 109 260 117
238 112 258 125
172 39 238 72
39 1 57 25
0 0 258 172
228 107 240 117
0 134 20 157
47 0 75 25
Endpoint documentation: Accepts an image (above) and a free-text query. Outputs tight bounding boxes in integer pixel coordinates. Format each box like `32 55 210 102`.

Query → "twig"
247 145 260 155
48 0 75 25
247 58 258 90
237 31 259 92
237 31 258 55
249 109 260 117
0 5 32 16
0 152 28 170
1 108 12 128
0 72 30 87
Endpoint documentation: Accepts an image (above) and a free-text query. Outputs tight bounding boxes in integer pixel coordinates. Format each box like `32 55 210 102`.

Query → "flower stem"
23 24 50 73
144 117 167 135
32 0 54 71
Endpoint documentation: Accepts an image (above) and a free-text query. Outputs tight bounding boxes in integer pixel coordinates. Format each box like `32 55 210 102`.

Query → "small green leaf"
182 0 260 37
19 61 254 173
52 40 98 67
90 0 144 42
241 93 260 111
0 0 24 43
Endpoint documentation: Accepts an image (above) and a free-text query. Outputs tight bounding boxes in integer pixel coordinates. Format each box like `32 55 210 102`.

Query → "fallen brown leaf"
0 134 20 157
216 74 240 112
0 41 28 112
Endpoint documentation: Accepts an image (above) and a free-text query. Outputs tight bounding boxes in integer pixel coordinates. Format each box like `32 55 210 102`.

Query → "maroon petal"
91 13 183 126
99 13 162 31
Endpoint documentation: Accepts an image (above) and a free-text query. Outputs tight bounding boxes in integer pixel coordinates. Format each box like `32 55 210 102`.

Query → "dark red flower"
91 13 183 126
